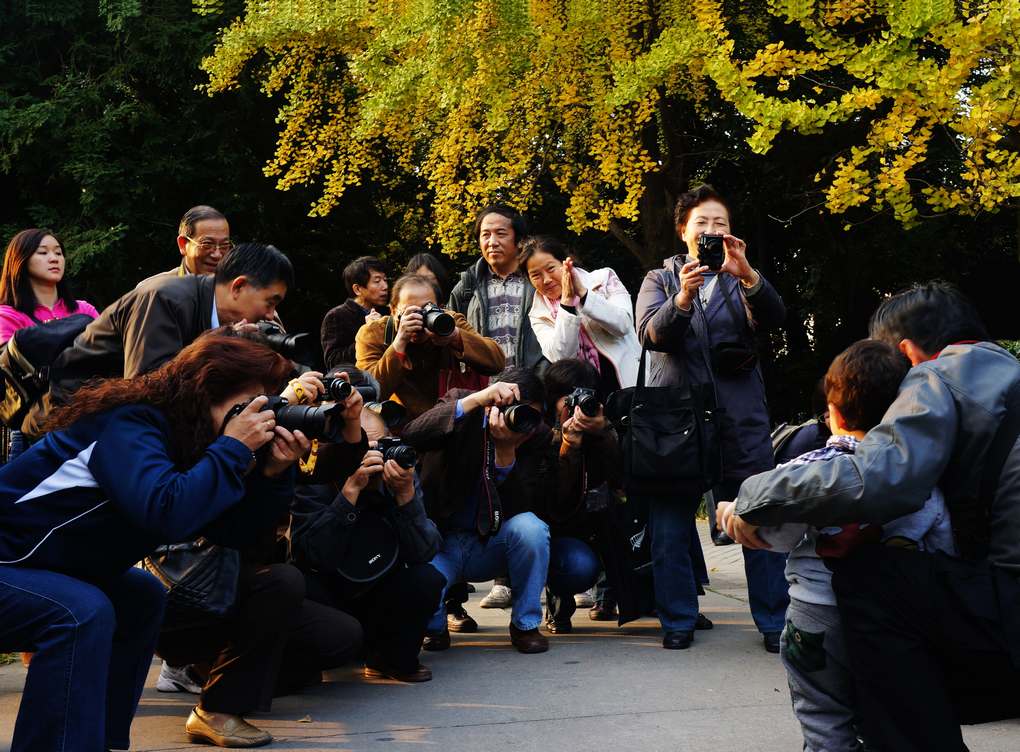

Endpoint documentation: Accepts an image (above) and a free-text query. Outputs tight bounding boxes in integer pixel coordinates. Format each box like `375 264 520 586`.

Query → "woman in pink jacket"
0 228 99 459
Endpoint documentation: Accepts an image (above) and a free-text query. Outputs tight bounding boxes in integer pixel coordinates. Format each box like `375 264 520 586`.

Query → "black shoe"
662 631 694 650
712 530 736 546
447 605 478 633
695 612 714 630
763 632 781 653
466 583 476 593
544 620 572 634
422 629 451 652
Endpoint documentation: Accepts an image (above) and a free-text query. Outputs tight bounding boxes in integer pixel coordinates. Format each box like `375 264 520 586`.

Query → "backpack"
0 313 92 429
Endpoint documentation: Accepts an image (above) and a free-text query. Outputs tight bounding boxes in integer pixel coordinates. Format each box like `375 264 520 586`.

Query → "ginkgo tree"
200 0 1020 256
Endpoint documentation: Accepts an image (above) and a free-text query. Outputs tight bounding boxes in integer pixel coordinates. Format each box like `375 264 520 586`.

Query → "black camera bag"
143 539 241 631
0 313 92 429
606 341 722 498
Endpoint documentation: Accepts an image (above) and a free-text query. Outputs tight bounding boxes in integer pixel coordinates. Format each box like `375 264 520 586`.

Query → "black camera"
260 395 344 442
255 321 317 365
697 234 725 272
564 387 600 417
420 302 456 337
376 436 417 469
365 400 406 429
323 377 378 403
499 403 541 434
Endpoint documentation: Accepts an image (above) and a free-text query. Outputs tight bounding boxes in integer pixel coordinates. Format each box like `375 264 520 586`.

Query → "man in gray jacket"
727 282 1020 751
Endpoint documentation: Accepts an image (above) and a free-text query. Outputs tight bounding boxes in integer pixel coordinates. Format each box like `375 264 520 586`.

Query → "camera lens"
577 392 600 417
324 378 353 402
501 404 541 434
382 442 417 469
272 402 344 442
422 304 456 337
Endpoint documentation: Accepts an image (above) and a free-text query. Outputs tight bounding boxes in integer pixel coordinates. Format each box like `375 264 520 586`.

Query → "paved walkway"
2 523 1018 750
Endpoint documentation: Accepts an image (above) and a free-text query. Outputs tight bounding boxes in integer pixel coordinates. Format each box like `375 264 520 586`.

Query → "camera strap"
477 425 503 539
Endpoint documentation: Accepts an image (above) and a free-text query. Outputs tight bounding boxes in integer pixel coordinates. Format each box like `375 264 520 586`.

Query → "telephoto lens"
254 321 317 365
420 302 456 337
564 387 600 417
500 403 541 434
264 396 345 442
376 436 417 469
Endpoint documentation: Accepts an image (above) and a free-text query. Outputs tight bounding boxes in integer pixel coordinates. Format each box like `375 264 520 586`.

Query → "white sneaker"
479 584 512 609
156 661 203 694
574 589 595 608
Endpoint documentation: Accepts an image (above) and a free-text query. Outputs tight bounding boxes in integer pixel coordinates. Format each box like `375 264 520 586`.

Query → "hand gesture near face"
341 449 384 505
263 426 312 477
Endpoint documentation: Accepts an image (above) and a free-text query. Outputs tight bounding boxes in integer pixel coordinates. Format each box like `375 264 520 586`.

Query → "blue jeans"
645 496 709 633
545 537 601 623
428 512 550 632
0 565 166 752
743 547 790 634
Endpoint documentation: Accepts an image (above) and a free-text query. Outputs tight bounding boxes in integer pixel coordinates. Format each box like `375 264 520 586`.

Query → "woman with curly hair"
0 335 313 751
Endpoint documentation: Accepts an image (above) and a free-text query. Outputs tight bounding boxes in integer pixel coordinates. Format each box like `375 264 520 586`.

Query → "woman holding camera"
521 236 641 392
635 185 789 651
0 336 319 751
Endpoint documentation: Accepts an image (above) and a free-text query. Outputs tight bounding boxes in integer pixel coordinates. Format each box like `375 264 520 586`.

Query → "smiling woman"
519 235 641 393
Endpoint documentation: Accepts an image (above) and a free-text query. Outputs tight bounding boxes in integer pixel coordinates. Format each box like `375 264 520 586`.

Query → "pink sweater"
0 299 100 344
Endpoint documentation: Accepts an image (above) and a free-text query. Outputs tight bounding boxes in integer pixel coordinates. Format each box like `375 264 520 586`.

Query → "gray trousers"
780 598 864 752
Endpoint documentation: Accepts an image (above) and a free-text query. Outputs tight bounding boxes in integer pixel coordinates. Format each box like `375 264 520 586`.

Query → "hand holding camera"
676 259 709 311
282 371 325 405
718 234 758 286
342 449 384 504
381 456 416 505
564 387 607 433
392 305 424 352
263 425 312 478
488 406 534 466
461 381 520 413
222 395 277 452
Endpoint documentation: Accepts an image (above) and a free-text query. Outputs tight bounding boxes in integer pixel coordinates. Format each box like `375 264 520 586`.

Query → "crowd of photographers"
0 191 1018 752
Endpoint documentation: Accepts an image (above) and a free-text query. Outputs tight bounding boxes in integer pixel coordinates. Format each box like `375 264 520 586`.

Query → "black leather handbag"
606 342 722 499
143 539 241 631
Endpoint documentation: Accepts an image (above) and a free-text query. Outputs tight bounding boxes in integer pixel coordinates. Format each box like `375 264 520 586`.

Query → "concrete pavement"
2 523 1018 750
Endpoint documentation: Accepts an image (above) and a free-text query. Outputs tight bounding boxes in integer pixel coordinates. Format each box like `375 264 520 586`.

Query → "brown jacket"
355 312 504 419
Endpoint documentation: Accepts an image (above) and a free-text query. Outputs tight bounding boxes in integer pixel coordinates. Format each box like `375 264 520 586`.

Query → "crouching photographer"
402 369 553 654
0 335 343 752
538 359 624 633
289 373 444 683
151 344 363 749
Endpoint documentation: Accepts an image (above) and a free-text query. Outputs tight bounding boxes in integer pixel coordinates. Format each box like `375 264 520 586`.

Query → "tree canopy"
201 0 1020 256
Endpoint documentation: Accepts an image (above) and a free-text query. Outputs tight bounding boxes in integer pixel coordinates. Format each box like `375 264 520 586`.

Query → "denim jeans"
545 536 601 624
643 496 709 633
0 565 166 752
428 512 550 632
743 547 790 635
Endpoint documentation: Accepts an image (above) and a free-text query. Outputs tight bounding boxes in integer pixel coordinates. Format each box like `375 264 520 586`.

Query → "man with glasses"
175 205 233 276
139 206 234 286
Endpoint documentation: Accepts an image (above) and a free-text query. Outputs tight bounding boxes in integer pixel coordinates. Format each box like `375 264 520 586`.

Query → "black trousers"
306 563 445 673
158 563 361 715
832 547 1020 751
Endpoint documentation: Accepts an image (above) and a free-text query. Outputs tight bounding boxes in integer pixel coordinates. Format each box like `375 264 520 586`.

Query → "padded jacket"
735 342 1020 579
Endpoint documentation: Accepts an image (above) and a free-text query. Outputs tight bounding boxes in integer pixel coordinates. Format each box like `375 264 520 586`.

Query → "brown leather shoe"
185 707 272 747
447 604 478 633
509 623 549 654
364 661 433 682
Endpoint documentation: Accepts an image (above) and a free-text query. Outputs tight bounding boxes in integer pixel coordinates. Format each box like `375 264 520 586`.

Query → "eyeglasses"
184 236 234 253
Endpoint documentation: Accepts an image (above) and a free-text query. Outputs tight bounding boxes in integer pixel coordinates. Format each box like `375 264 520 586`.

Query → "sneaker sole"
157 680 201 694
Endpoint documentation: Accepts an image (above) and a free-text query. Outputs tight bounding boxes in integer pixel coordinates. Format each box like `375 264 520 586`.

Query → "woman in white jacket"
520 236 641 391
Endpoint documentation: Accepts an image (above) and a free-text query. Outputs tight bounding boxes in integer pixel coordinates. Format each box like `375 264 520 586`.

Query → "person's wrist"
675 291 692 311
341 480 361 504
494 446 515 467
